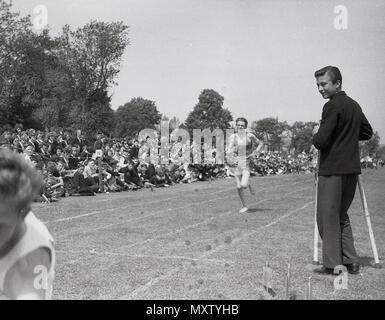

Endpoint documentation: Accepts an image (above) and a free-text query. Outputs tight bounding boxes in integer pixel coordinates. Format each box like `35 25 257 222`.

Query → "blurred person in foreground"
0 149 55 299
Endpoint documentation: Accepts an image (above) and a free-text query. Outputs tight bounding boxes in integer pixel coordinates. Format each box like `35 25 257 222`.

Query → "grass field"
32 168 385 300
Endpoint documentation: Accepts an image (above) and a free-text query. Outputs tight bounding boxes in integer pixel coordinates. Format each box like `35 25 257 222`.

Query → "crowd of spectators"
360 156 384 169
0 124 380 204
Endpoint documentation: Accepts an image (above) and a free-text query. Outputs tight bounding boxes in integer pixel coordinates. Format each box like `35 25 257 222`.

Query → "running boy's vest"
0 212 55 299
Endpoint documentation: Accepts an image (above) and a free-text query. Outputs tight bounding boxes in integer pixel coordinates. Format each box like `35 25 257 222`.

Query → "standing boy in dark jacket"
312 66 373 275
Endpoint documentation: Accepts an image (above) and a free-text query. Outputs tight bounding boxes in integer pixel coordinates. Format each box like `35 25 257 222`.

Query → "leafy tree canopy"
114 97 161 138
184 89 233 134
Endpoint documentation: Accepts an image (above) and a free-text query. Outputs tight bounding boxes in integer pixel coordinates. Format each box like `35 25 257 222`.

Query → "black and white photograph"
0 0 384 308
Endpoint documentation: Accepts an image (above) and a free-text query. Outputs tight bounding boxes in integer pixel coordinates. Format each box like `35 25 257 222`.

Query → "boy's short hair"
314 66 342 84
0 149 42 213
236 117 248 127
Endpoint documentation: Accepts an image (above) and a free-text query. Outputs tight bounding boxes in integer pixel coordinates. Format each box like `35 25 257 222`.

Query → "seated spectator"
83 159 98 183
35 132 45 153
68 146 80 170
161 164 173 185
169 164 182 183
57 135 67 150
23 144 35 165
71 129 85 151
123 161 143 189
103 149 116 166
129 140 140 159
51 147 66 165
137 162 155 189
11 137 23 153
149 164 169 187
47 133 58 155
69 166 98 196
180 164 197 184
80 145 91 160
43 167 65 201
0 130 12 148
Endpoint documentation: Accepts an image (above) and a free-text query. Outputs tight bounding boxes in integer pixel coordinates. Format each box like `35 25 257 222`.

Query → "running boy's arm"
225 134 237 165
3 247 51 300
249 134 264 157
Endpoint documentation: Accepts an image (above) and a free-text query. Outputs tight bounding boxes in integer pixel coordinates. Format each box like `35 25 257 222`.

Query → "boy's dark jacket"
313 91 373 176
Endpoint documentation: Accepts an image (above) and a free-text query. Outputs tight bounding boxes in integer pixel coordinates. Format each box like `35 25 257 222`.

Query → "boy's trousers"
317 174 359 268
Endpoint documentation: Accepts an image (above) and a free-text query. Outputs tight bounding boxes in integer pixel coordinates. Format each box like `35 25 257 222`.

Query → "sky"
12 0 385 141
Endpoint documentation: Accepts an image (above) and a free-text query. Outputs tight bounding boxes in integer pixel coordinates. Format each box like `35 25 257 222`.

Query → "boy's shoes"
344 263 360 274
314 264 360 275
313 266 335 275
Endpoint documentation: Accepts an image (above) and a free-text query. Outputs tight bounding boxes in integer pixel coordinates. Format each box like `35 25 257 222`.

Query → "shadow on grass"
358 256 382 268
247 208 271 213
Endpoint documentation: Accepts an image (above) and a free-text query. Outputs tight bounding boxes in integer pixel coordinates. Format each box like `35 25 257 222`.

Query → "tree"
253 118 289 152
290 121 318 154
377 145 385 160
69 89 115 138
114 97 162 138
169 116 181 131
0 1 53 128
184 89 233 135
360 131 381 157
0 2 130 134
55 20 129 133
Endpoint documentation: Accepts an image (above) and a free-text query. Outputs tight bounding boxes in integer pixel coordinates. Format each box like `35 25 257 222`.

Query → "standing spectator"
312 66 373 275
47 133 58 155
129 139 140 159
93 134 103 152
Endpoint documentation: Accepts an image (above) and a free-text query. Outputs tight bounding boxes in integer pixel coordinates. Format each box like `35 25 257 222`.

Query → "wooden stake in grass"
357 176 381 268
263 261 272 294
306 276 312 300
313 149 320 265
285 263 291 299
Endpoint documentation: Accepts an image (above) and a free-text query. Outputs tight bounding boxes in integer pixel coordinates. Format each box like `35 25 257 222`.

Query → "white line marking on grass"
111 199 271 252
94 193 179 203
232 201 314 241
45 181 250 224
121 267 181 300
55 193 241 236
56 249 234 265
122 199 313 299
62 183 307 237
43 196 179 224
207 179 304 196
37 175 310 218
112 187 309 254
61 186 310 266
